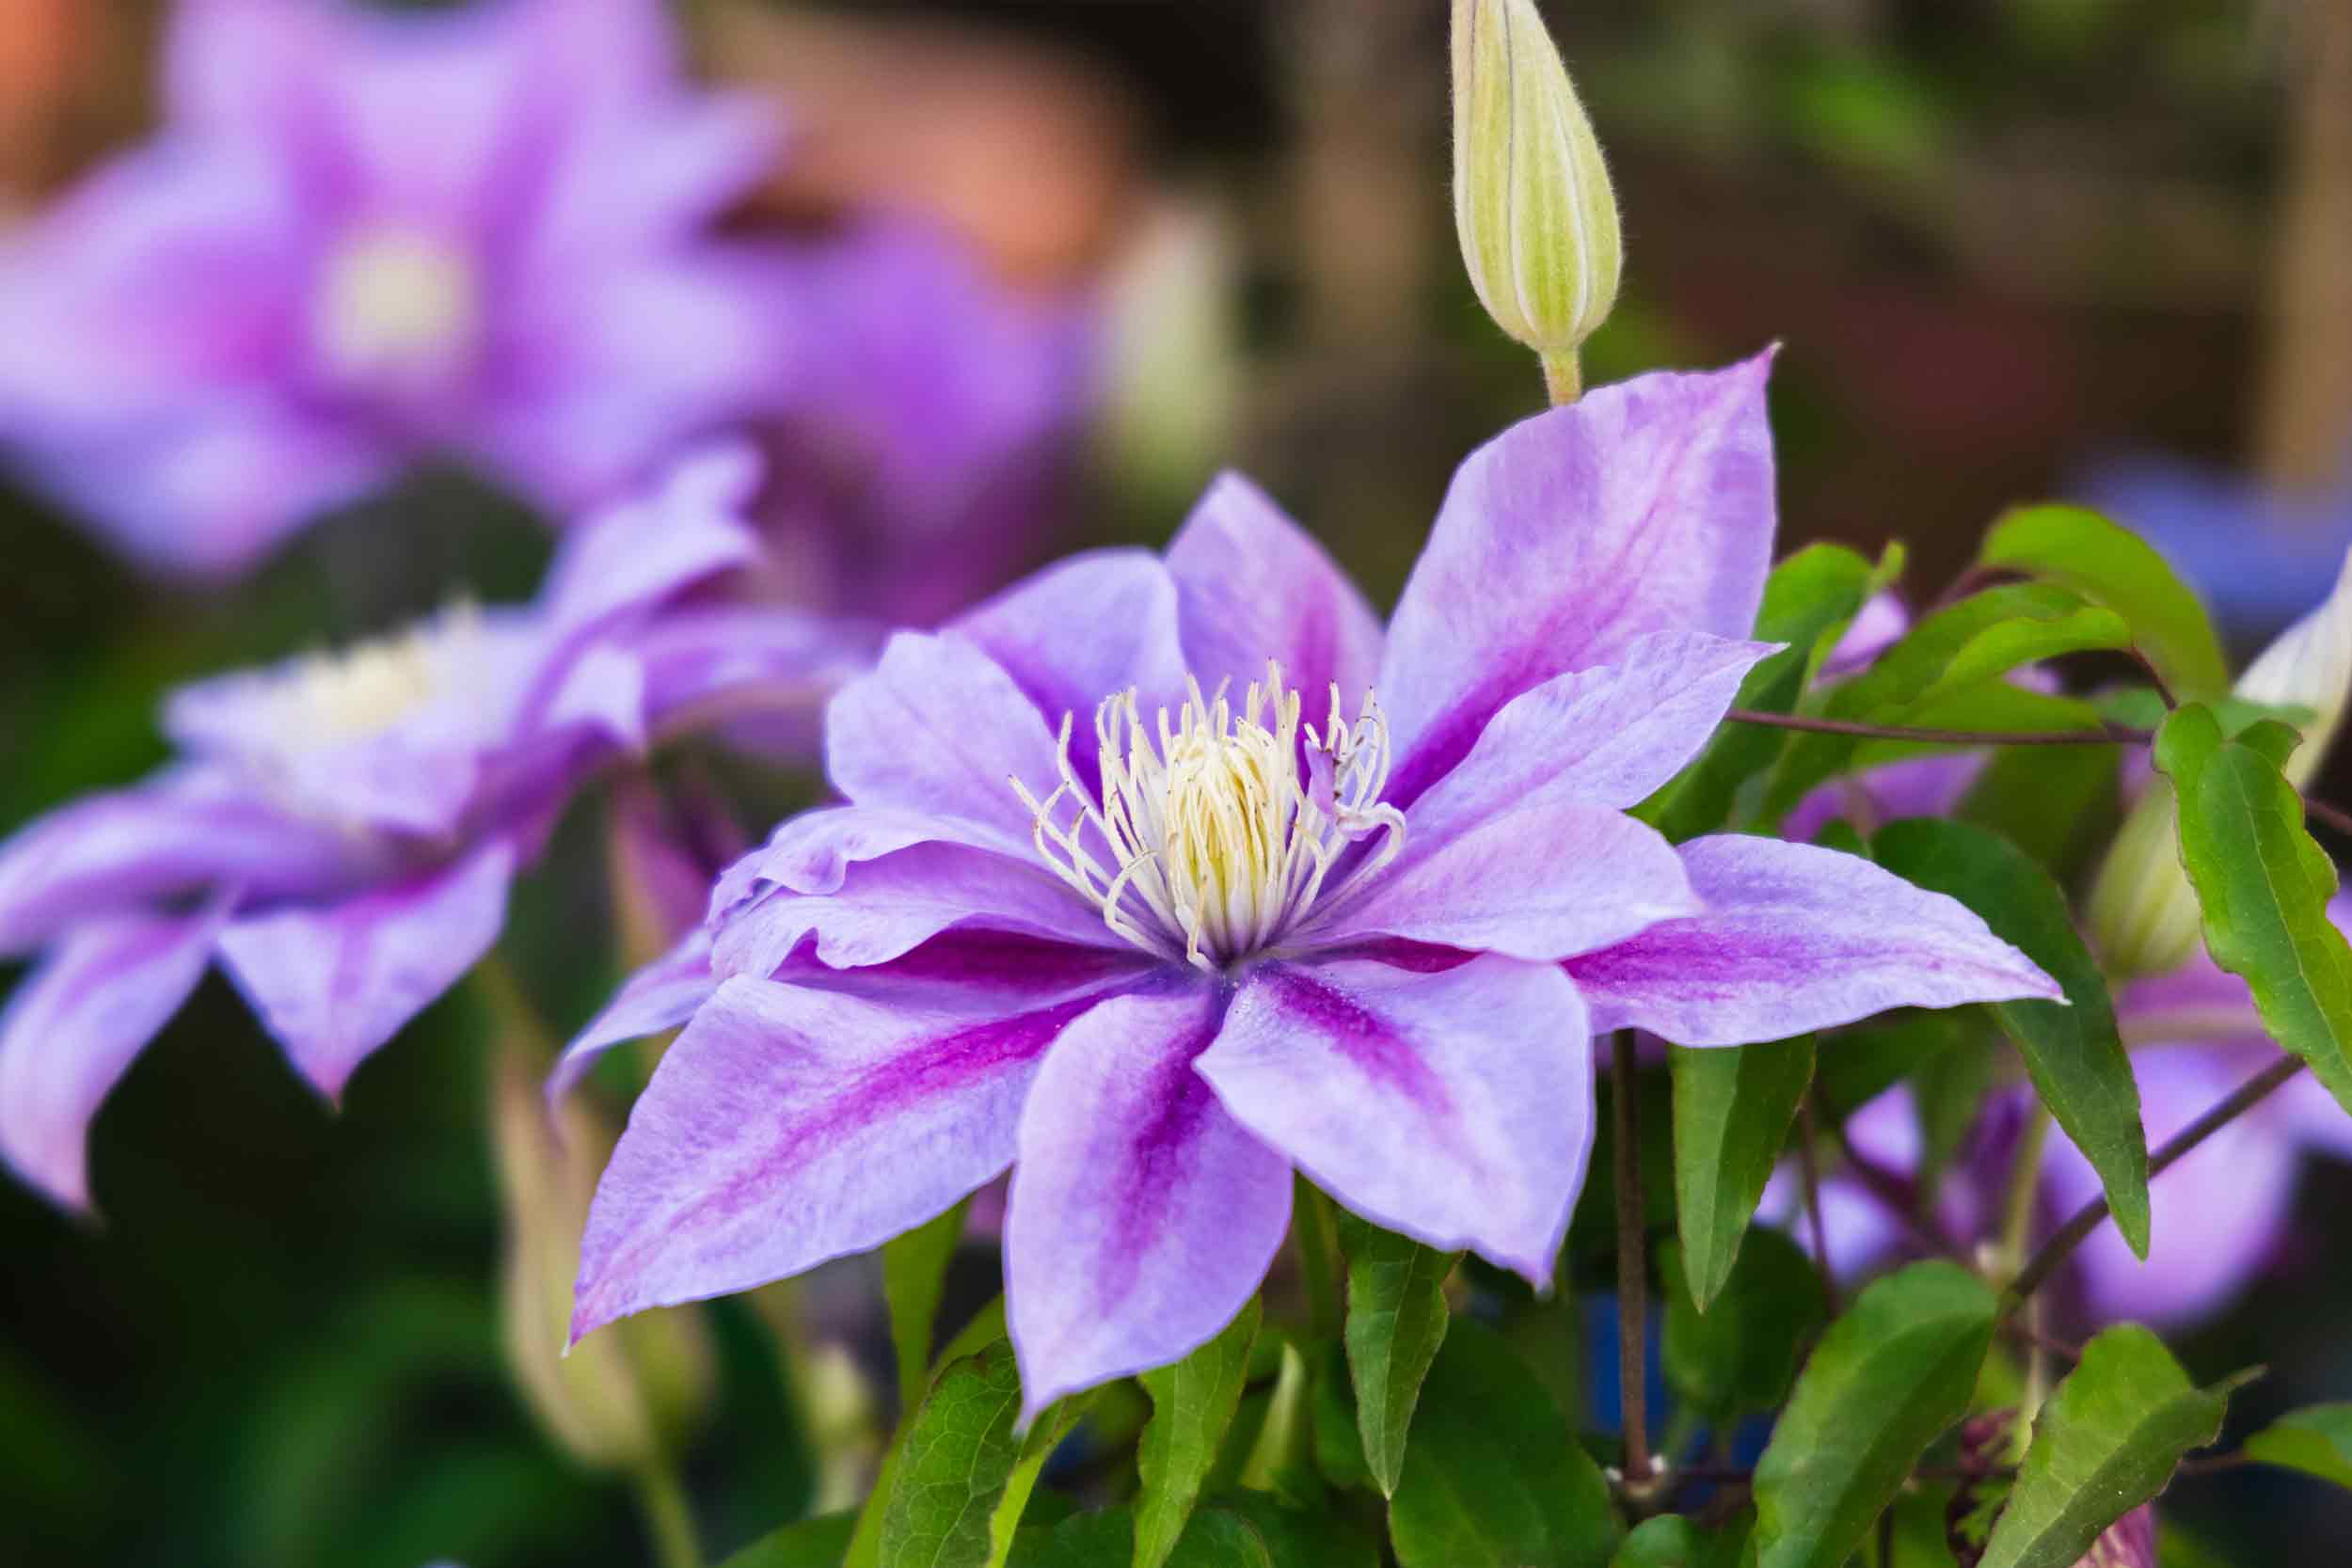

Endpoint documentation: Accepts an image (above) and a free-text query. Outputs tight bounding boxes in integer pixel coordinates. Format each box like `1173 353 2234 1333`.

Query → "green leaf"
1763 582 2134 822
1236 1339 1319 1506
879 1339 1027 1568
884 1201 972 1414
720 1511 860 1568
1310 1340 1374 1493
1956 741 2119 884
2242 1403 2352 1489
1979 503 2231 702
1978 1325 2246 1568
1213 1491 1382 1568
1008 1509 1136 1568
1753 1261 1998 1568
1136 1300 1263 1568
1816 1009 1974 1120
1612 1515 1752 1568
1388 1319 1618 1568
1670 1035 1817 1309
2155 704 2352 1115
1334 1212 1458 1496
990 1397 1090 1568
1661 1229 1827 1420
1643 542 1888 840
1871 818 2150 1257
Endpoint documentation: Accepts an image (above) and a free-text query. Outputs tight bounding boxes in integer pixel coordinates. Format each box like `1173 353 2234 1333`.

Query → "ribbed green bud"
1451 0 1622 402
2089 548 2352 978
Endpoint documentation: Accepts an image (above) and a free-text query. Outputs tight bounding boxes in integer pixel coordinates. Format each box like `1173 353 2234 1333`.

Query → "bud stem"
1541 350 1583 406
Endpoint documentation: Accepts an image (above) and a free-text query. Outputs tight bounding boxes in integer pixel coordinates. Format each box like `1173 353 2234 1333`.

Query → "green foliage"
1978 1326 2248 1568
1611 1515 1753 1568
1007 1497 1374 1568
1669 1035 1816 1309
2242 1404 2352 1490
1661 1229 1827 1420
1752 1262 1998 1568
720 1511 860 1568
1977 503 2231 702
1387 1319 1618 1568
883 1201 972 1415
2155 705 2352 1115
1333 1212 1458 1497
1872 818 2149 1256
1136 1299 1263 1568
874 1337 1084 1568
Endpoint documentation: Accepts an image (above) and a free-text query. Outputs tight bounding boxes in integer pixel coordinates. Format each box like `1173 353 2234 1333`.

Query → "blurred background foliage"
4 1 2350 1563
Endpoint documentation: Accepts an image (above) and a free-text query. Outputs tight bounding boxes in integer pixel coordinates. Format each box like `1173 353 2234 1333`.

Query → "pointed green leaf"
1213 1491 1382 1568
1136 1300 1263 1568
1334 1212 1458 1496
1670 1035 1816 1308
989 1397 1089 1568
1978 1325 2246 1568
1612 1515 1752 1568
720 1511 860 1568
2243 1404 2352 1489
1753 1261 1998 1568
1872 817 2150 1256
2155 705 2352 1114
884 1200 972 1414
1661 1230 1827 1420
879 1339 1027 1568
1979 504 2231 702
1389 1319 1618 1568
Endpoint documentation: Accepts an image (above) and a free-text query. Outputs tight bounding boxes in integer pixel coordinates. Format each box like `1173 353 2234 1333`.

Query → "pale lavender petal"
536 444 762 639
2042 1052 2296 1326
633 607 883 740
711 841 1124 978
1781 752 1984 842
0 771 364 953
1565 835 2060 1046
825 631 1065 861
954 551 1188 739
1008 983 1290 1418
1400 631 1777 818
1196 956 1593 1285
1314 801 1696 961
548 929 715 1101
0 901 230 1210
216 841 516 1100
1820 591 1908 678
574 963 1137 1340
1163 473 1384 716
1378 355 1779 806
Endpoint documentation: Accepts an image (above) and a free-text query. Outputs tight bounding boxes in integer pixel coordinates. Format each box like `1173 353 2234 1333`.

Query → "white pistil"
1012 661 1406 970
315 227 481 389
277 603 482 747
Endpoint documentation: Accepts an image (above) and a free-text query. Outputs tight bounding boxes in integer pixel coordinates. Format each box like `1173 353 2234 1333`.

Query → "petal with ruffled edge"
216 840 516 1100
1196 956 1593 1285
573 955 1149 1342
1164 473 1384 719
1378 355 1778 807
1565 835 2060 1046
535 444 762 641
1007 982 1290 1420
548 928 715 1101
0 899 230 1210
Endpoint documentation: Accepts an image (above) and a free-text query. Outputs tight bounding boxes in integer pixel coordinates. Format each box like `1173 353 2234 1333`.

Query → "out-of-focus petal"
1007 983 1288 1420
548 929 715 1101
1377 355 1778 806
217 841 516 1100
1780 752 1983 843
536 445 762 639
2234 543 2352 788
1565 835 2059 1045
1197 956 1592 1285
0 901 230 1210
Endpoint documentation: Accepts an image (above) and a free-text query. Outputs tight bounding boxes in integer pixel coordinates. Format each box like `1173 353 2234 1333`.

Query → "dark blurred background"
4 2 2350 1563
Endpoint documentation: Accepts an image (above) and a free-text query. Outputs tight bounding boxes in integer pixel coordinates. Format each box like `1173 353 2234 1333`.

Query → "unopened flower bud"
1451 0 1622 402
2090 546 2352 977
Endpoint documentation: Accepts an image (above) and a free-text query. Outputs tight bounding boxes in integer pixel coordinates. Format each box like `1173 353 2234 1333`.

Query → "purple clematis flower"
560 356 2059 1418
0 447 873 1210
0 0 788 576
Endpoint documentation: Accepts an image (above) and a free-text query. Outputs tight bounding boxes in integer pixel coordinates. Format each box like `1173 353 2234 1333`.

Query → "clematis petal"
1315 800 1696 961
1164 473 1384 718
1402 630 1778 818
825 631 1064 861
1565 835 2060 1045
711 841 1126 979
1007 983 1289 1420
954 551 1188 742
0 770 363 954
1378 355 1778 806
1196 956 1593 1285
548 929 715 1101
2042 1053 2296 1326
216 840 516 1100
536 444 763 641
574 961 1136 1341
0 900 230 1210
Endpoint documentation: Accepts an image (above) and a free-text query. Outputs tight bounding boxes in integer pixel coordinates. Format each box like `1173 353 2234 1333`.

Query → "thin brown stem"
2303 793 2352 840
1724 709 2153 748
1612 1031 1653 1486
2009 1055 2309 1304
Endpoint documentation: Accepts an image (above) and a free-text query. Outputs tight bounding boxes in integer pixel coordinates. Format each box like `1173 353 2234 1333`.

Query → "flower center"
1015 663 1406 969
278 603 483 748
314 228 480 391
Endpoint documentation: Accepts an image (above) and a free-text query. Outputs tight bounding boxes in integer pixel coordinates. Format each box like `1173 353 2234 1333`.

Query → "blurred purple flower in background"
0 448 873 1210
556 357 2057 1418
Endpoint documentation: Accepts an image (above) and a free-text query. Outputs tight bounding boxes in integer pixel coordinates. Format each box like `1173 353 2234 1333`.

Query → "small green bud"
2089 547 2352 977
1451 0 1622 402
